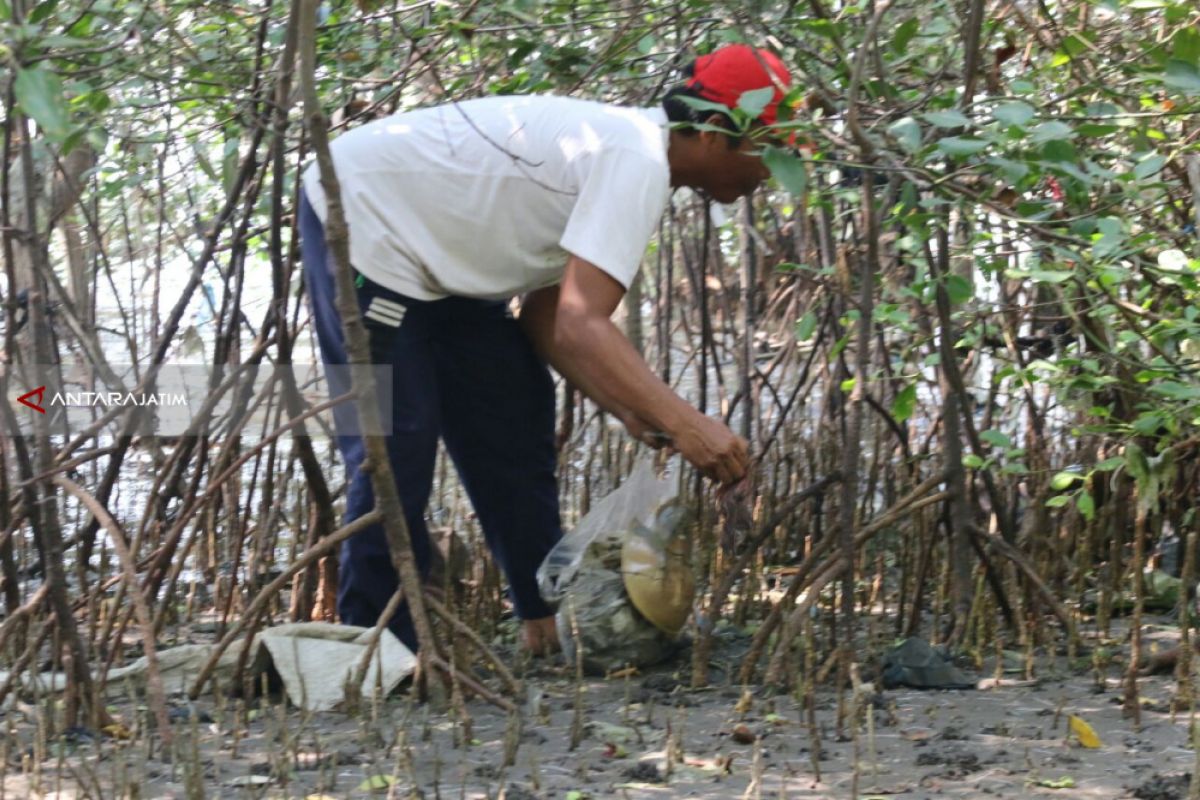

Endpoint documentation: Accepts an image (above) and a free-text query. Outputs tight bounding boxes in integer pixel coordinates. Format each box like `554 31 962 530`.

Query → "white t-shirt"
301 95 672 301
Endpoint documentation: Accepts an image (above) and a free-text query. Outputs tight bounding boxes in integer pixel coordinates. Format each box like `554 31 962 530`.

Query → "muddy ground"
2 619 1197 800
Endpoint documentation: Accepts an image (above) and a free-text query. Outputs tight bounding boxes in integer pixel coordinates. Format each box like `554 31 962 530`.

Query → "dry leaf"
101 723 132 740
1068 714 1102 748
734 689 753 715
901 727 934 741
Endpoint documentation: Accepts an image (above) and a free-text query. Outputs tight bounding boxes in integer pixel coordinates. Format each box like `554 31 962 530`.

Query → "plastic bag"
538 456 684 675
536 456 677 603
555 564 678 675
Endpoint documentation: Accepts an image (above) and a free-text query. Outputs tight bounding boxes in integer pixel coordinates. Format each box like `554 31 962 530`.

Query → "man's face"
694 122 776 204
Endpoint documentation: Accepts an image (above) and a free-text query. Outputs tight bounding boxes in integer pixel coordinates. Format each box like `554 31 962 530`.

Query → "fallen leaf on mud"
606 666 639 679
902 727 935 741
101 723 132 740
731 723 757 744
1068 715 1102 748
305 795 339 800
588 721 637 743
685 754 735 773
764 712 787 725
357 774 396 791
564 792 590 800
734 689 753 715
1036 776 1076 789
229 775 271 787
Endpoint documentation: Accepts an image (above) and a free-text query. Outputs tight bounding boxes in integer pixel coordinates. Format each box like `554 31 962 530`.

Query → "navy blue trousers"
299 192 561 651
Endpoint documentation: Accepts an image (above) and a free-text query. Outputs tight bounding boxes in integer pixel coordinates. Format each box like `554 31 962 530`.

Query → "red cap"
685 44 792 126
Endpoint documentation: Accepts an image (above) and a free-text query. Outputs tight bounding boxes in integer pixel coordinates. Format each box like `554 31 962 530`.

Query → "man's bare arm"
519 255 747 484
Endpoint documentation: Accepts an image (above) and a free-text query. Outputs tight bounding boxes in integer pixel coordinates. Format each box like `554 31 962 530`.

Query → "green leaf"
1042 140 1077 163
1029 269 1074 284
892 18 919 54
988 157 1029 182
1037 776 1076 789
1134 154 1166 179
357 775 396 791
1093 217 1125 258
992 101 1035 127
13 67 71 142
1051 471 1081 490
888 117 922 153
678 95 735 118
1077 491 1095 521
28 0 58 23
980 429 1011 448
1173 27 1200 63
1125 443 1151 482
1094 456 1124 471
1152 380 1200 400
1077 123 1119 137
924 109 971 128
937 136 988 156
840 377 856 392
891 384 917 423
945 274 973 305
1046 495 1071 508
963 453 985 469
1029 121 1074 143
764 147 806 196
737 86 776 118
192 142 219 183
1164 60 1200 93
795 311 818 341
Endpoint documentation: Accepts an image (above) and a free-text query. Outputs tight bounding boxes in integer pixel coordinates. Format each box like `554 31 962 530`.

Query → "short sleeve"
558 149 671 289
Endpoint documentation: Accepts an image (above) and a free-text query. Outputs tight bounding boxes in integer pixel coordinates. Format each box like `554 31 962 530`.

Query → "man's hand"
667 414 749 485
620 415 747 485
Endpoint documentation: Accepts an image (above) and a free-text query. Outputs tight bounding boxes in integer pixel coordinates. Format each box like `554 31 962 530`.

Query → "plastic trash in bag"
556 562 679 675
539 457 692 674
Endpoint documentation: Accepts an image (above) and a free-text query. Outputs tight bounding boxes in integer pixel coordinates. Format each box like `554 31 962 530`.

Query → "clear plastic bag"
536 456 677 603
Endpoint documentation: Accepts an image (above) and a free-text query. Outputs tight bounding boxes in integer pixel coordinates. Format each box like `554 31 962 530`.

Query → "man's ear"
698 113 728 149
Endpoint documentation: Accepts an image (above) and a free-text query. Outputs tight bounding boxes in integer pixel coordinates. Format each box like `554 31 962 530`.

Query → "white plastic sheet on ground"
256 622 416 712
1 622 416 713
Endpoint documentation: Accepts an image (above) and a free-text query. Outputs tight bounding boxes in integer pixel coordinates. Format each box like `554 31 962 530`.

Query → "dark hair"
661 64 741 149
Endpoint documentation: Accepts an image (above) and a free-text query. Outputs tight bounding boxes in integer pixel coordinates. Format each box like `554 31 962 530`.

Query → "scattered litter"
1131 773 1190 800
880 638 976 690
